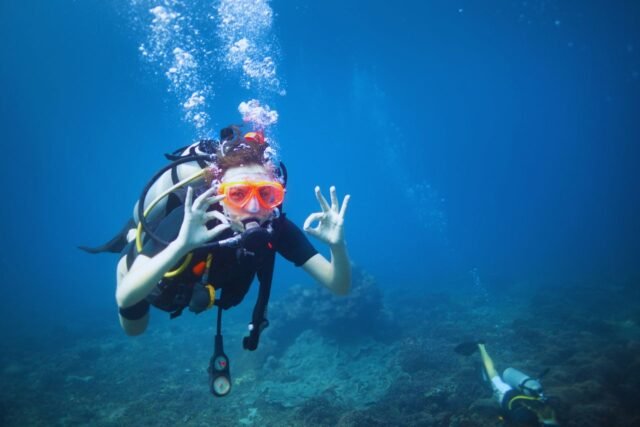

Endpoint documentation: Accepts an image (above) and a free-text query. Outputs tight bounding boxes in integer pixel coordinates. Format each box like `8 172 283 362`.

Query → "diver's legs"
477 343 512 405
477 343 498 378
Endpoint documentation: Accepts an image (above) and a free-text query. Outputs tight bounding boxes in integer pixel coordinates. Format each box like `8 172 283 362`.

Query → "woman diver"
105 126 351 396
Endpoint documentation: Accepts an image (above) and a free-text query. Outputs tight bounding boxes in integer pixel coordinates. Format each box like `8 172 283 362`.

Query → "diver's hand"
177 186 230 251
303 186 350 247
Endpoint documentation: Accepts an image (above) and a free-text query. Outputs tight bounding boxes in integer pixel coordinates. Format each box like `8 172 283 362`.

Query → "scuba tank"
133 127 244 250
132 139 216 227
135 126 237 227
503 367 544 397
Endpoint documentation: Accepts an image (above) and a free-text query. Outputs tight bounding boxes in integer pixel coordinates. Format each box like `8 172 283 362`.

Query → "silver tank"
502 367 543 396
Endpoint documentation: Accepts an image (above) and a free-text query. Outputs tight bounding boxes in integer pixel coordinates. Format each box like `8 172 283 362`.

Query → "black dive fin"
454 341 481 356
78 218 136 254
537 367 550 380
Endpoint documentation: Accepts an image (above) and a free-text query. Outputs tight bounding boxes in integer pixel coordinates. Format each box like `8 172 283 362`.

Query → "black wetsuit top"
119 208 317 320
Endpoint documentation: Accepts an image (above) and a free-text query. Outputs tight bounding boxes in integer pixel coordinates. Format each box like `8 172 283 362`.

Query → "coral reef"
268 266 394 349
1 274 639 426
256 330 402 408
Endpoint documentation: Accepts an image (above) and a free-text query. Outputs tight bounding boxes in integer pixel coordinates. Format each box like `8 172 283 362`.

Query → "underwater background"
1 0 639 425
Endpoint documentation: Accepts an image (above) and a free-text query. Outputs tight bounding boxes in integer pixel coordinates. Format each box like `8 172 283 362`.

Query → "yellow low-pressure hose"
135 168 207 276
204 253 216 308
163 253 194 278
507 394 541 411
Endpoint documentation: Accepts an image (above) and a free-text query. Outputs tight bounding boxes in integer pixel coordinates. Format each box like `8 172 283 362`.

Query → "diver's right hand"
176 186 230 251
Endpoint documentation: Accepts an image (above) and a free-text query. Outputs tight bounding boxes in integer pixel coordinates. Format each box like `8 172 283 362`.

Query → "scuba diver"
455 341 560 426
82 126 351 397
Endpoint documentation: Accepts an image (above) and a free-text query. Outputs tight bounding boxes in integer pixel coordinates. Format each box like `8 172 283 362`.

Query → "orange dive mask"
218 181 285 209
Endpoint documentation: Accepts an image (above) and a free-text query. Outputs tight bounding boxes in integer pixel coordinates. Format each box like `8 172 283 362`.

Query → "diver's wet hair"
212 125 275 179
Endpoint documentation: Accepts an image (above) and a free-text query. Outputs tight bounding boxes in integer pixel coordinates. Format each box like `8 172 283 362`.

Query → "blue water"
1 0 639 425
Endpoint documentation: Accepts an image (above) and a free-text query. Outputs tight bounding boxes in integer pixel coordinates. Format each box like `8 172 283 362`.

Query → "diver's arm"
115 187 229 308
302 186 352 295
116 241 192 308
477 343 513 406
302 245 351 295
116 254 150 336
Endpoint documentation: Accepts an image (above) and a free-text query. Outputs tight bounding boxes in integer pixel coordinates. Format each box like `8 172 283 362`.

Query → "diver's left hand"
303 186 350 246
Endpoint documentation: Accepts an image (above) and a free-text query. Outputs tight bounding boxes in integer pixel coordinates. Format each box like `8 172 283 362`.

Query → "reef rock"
269 266 392 347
